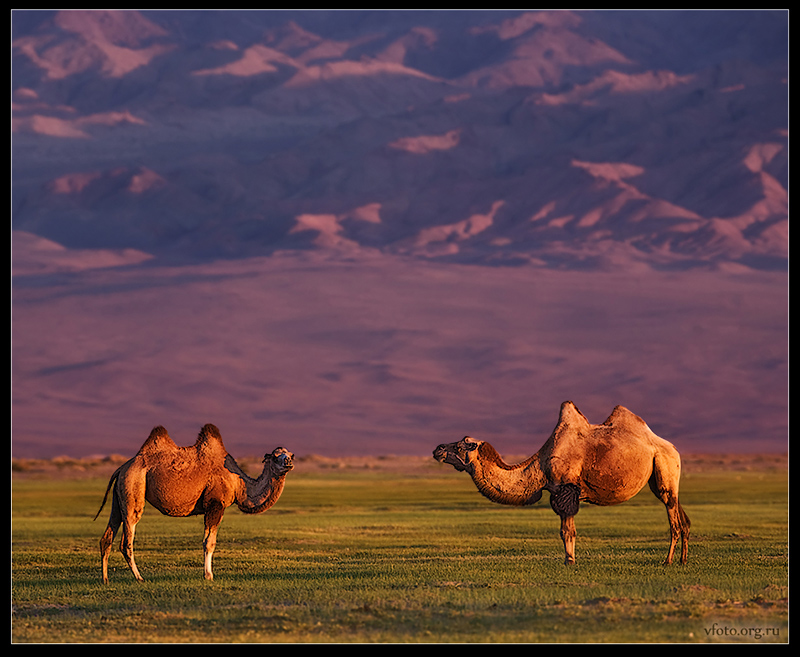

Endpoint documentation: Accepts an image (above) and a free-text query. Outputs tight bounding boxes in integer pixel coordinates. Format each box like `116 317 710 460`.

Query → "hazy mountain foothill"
11 11 788 460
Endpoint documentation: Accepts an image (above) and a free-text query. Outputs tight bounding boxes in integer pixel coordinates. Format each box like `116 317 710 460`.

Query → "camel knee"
119 540 144 581
119 541 134 566
678 503 691 533
100 528 116 584
100 526 115 554
119 525 138 562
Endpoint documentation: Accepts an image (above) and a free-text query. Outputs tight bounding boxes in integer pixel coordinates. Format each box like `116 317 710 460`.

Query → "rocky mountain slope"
12 10 788 271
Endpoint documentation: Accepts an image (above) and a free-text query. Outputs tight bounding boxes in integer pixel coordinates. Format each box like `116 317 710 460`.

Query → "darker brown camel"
434 401 690 565
95 424 293 583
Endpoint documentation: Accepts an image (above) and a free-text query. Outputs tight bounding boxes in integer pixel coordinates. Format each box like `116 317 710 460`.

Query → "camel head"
433 436 482 473
263 447 294 475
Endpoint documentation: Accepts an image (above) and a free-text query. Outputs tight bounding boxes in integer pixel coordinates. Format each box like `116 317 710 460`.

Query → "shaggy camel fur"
434 401 690 565
95 424 293 583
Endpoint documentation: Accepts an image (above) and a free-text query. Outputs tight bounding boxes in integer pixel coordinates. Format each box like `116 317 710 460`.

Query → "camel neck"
235 464 287 514
471 448 545 506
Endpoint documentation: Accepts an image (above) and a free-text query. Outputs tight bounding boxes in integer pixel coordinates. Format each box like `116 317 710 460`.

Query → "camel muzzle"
267 450 294 471
433 445 469 471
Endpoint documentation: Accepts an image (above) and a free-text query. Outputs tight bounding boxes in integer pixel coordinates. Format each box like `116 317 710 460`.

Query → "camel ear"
462 436 479 450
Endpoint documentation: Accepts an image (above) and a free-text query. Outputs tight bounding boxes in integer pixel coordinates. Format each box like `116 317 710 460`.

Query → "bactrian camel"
95 424 294 583
434 401 690 565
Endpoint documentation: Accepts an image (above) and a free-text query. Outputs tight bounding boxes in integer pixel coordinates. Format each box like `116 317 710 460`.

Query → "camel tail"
93 465 123 521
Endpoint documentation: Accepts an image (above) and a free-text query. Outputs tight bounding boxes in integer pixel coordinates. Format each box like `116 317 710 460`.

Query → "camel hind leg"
99 484 145 582
99 491 122 584
114 472 146 582
98 462 147 582
676 501 691 564
649 452 690 565
119 517 144 581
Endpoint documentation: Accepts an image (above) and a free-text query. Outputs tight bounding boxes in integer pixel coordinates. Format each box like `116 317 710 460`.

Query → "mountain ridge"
12 10 788 272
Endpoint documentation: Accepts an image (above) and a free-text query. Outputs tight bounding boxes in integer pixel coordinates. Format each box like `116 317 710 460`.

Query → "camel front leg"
560 515 577 565
550 484 580 565
203 503 225 581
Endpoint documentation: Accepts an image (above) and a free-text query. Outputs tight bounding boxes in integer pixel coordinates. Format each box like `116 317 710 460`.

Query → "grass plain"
11 454 788 643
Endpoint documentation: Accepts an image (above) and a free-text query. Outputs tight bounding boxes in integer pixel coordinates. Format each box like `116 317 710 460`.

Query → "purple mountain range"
12 11 788 459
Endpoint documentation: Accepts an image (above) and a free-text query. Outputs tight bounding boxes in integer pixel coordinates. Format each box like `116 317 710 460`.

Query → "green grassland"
11 458 788 643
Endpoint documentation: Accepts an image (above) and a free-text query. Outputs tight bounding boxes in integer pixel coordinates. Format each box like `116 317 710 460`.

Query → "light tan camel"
95 424 294 583
434 401 690 565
